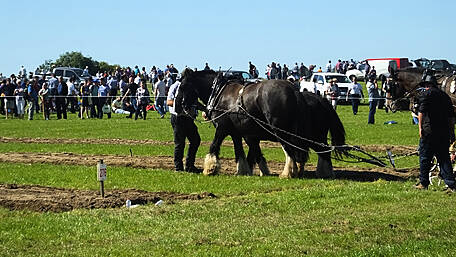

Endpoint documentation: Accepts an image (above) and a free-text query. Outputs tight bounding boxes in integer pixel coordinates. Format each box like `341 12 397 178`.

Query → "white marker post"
97 159 107 198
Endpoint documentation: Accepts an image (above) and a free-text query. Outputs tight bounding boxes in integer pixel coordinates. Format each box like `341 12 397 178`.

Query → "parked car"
221 70 260 83
34 67 92 86
411 58 431 69
430 59 456 72
300 72 352 102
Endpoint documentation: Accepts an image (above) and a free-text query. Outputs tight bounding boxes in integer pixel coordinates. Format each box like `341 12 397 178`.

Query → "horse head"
175 68 200 118
176 69 216 118
389 68 424 112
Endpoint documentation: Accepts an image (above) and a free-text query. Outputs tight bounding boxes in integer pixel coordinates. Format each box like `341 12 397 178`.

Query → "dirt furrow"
0 137 418 154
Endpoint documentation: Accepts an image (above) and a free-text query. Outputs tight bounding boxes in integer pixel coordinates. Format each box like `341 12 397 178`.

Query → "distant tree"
37 52 120 75
53 51 96 74
37 59 53 73
96 61 120 74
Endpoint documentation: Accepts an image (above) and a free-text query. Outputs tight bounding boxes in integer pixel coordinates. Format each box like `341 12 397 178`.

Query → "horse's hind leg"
245 137 270 176
203 129 227 176
232 135 251 176
279 146 299 179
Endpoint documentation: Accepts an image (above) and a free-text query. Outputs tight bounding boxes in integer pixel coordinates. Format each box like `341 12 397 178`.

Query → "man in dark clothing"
55 77 68 119
167 78 202 173
415 75 456 192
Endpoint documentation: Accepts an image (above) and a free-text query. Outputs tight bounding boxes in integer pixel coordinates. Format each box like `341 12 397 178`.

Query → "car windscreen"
325 75 351 83
72 69 84 76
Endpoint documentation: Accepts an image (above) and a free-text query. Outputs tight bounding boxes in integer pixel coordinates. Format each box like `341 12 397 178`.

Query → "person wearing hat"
415 74 456 192
367 77 379 124
326 78 340 110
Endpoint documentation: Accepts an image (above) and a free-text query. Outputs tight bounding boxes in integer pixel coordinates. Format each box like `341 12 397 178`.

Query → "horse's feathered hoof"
279 173 292 179
203 154 220 176
235 157 252 176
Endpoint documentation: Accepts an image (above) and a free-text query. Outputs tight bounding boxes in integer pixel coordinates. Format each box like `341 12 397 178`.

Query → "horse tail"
319 97 346 156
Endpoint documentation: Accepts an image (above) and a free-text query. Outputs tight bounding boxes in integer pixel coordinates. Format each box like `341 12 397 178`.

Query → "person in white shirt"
154 74 167 118
67 77 78 113
83 66 89 76
19 66 27 80
325 78 339 110
134 73 141 85
326 60 332 72
346 76 364 115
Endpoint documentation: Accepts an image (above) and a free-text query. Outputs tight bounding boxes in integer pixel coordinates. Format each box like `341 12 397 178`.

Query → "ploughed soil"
0 137 419 213
0 151 418 213
0 183 215 213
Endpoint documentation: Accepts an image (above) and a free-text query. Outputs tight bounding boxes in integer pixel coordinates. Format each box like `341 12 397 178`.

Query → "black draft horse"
390 68 456 113
176 69 346 178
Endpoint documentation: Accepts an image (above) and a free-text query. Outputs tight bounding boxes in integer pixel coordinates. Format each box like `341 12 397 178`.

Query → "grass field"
1 99 455 257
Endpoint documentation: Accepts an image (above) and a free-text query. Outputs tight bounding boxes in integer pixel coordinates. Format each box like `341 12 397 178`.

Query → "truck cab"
300 72 352 102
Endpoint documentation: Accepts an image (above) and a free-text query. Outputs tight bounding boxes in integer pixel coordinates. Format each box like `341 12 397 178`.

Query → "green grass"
1 164 455 256
0 98 446 256
1 104 418 145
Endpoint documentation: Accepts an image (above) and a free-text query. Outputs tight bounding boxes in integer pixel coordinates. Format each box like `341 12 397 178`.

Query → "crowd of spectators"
1 59 387 122
0 64 180 120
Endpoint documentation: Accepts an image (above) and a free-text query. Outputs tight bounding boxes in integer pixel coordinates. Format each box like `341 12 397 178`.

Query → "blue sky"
1 0 454 76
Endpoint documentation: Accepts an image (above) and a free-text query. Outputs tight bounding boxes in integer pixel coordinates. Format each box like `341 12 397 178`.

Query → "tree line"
38 52 120 75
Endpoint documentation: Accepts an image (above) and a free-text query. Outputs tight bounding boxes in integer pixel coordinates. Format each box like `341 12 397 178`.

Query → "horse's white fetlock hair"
203 154 220 176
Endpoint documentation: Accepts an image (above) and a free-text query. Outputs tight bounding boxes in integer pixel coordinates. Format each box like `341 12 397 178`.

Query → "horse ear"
182 68 193 78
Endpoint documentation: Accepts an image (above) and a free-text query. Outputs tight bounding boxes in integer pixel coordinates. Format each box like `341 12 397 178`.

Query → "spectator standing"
89 79 99 118
27 78 39 120
204 63 211 71
277 63 282 79
364 61 371 83
369 66 377 81
0 80 5 115
367 77 379 124
119 75 128 97
249 62 258 78
292 63 299 77
265 65 271 80
270 62 278 79
67 77 78 114
346 76 364 115
127 76 139 112
3 79 15 119
56 77 68 119
326 78 340 110
326 60 332 72
80 80 91 119
382 77 394 113
14 80 26 119
335 60 342 73
282 64 289 79
19 66 27 80
83 66 89 76
154 74 167 118
167 79 202 173
415 75 456 192
134 72 141 85
39 83 51 120
135 81 150 120
97 79 111 119
299 63 307 78
107 74 118 97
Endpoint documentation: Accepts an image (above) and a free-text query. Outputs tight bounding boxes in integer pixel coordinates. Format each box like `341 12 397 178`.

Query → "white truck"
300 72 352 102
